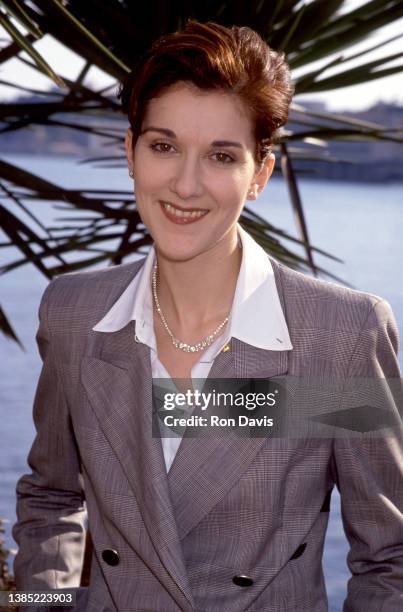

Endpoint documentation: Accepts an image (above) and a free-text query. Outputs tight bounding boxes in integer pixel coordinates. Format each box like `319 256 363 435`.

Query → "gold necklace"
152 261 229 353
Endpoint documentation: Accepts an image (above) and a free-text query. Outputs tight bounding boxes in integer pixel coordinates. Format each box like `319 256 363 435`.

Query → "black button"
233 574 254 587
102 548 120 566
289 542 307 560
320 489 332 513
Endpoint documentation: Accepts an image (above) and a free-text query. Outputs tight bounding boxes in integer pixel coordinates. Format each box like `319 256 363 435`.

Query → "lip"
159 201 209 225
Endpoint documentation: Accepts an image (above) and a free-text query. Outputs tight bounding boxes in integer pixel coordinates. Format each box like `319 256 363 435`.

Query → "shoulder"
271 259 400 378
271 257 389 333
39 257 146 331
271 258 399 374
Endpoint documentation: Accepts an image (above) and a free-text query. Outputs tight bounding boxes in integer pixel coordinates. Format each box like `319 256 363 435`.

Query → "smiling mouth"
160 201 209 224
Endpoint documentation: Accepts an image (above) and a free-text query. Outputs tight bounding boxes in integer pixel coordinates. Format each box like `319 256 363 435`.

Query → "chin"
154 239 210 264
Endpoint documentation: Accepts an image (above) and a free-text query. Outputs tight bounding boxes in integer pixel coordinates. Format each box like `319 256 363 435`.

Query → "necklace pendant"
153 260 229 353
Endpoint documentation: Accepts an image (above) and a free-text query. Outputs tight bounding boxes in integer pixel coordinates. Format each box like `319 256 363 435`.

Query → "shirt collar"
92 244 156 345
230 225 292 350
93 224 293 352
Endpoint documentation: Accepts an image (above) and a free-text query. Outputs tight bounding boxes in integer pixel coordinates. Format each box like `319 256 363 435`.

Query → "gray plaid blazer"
13 255 403 612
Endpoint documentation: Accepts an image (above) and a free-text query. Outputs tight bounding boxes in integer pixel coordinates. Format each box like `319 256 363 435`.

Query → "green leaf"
289 1 403 68
0 304 24 349
290 103 387 130
0 10 65 85
334 32 403 66
271 0 344 52
294 54 343 94
0 204 54 278
275 3 307 52
0 159 129 218
47 0 130 74
241 207 343 262
0 31 36 64
0 78 62 96
280 142 319 274
0 0 43 38
304 61 403 93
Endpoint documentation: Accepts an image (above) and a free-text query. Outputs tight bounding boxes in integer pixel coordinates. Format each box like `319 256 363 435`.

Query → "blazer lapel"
80 322 194 610
167 340 289 541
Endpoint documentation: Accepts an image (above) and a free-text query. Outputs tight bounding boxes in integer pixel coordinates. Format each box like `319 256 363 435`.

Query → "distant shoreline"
2 150 402 184
1 99 403 182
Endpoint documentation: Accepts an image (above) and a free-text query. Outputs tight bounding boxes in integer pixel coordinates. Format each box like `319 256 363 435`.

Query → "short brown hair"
118 20 294 163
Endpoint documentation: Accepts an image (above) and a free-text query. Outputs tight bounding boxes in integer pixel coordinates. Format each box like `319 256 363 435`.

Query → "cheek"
214 171 249 206
134 162 174 199
131 175 156 223
133 166 161 203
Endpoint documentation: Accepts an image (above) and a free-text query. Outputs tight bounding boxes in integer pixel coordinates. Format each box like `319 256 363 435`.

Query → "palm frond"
0 8 64 85
1 0 402 345
0 304 24 348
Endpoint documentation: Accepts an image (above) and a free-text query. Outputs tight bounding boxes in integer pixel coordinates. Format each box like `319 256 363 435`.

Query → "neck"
154 229 241 338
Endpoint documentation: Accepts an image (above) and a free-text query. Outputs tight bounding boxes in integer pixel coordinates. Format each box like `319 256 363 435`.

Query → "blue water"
1 154 402 611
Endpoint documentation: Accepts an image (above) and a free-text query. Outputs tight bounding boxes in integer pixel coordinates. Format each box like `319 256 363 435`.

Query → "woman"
13 20 402 612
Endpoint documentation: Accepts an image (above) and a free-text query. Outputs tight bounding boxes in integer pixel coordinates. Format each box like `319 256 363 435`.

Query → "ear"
125 128 134 175
247 153 275 200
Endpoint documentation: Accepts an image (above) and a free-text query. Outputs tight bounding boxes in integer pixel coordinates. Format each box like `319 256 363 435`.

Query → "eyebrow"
140 126 244 149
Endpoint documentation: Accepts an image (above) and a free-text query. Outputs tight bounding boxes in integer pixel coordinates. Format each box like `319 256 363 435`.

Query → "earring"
248 189 255 198
129 170 134 178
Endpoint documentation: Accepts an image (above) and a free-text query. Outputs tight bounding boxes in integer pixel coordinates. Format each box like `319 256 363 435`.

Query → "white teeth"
162 202 207 219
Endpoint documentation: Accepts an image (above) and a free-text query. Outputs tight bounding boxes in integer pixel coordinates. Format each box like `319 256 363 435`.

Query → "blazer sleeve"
332 299 403 612
12 279 87 591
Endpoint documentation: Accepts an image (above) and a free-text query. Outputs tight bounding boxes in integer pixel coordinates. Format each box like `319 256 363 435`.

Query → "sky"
0 1 402 112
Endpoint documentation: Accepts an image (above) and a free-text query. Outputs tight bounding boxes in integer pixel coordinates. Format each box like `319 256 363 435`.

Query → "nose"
169 155 203 200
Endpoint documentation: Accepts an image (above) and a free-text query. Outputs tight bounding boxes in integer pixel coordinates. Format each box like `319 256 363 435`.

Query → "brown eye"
151 142 175 153
212 151 234 164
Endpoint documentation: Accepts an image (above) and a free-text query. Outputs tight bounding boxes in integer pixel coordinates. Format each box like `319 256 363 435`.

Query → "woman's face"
126 81 274 263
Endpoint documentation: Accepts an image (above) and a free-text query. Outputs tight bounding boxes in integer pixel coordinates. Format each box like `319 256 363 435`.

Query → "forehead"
141 82 255 148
